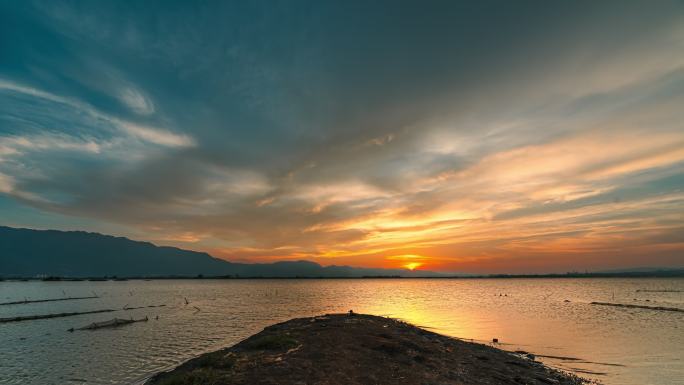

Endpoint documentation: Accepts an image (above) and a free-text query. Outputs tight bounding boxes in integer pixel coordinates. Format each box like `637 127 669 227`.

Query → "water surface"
1 278 682 385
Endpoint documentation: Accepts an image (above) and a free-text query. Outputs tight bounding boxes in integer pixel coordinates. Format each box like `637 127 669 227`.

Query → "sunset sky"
1 1 682 273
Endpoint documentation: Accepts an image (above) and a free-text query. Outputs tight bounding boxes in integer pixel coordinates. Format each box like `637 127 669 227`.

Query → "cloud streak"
0 79 194 148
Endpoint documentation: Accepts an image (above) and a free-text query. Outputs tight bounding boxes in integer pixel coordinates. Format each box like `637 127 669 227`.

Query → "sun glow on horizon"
403 262 423 271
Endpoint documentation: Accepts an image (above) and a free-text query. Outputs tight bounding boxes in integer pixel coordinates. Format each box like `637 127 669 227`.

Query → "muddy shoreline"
146 313 591 385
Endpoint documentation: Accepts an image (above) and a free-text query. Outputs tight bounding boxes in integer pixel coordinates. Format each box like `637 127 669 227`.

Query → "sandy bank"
146 313 589 385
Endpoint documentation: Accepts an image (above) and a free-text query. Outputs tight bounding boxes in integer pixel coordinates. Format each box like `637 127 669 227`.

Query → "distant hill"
0 226 442 278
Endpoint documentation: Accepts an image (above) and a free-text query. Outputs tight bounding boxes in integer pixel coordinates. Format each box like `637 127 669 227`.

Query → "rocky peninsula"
146 313 590 385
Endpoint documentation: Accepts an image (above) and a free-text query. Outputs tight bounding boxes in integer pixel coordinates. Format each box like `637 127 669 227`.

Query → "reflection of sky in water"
1 278 682 385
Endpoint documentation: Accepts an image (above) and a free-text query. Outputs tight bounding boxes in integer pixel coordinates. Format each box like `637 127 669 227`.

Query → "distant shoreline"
2 270 683 281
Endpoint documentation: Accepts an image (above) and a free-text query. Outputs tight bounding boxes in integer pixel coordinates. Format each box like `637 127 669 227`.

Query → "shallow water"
0 278 682 385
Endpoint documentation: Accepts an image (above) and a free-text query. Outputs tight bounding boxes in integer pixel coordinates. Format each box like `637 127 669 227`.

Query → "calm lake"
1 278 682 385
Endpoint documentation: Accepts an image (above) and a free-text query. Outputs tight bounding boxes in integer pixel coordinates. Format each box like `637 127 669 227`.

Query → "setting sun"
403 262 423 271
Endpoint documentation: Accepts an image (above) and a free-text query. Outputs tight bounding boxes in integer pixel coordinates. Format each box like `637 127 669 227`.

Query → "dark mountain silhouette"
0 226 442 278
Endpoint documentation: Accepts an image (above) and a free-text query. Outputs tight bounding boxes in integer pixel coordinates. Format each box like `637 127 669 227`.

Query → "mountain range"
0 226 443 278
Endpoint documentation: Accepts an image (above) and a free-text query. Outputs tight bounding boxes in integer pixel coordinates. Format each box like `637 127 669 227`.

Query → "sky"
0 1 683 273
